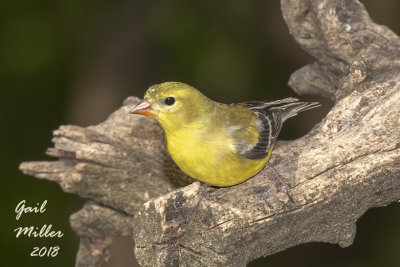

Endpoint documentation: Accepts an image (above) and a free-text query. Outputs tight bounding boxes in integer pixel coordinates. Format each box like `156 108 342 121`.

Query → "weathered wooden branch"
19 0 400 266
19 98 194 266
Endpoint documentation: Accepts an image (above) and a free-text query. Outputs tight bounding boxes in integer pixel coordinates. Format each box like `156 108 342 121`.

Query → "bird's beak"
129 100 155 116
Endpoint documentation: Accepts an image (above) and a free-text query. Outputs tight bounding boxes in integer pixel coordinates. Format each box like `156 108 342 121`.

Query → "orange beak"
129 100 156 116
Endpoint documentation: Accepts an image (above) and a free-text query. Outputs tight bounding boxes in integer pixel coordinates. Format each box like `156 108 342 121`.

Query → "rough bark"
19 98 193 266
19 0 400 266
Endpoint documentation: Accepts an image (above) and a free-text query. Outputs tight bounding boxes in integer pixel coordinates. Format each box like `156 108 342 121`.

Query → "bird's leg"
192 181 219 218
193 181 218 203
268 167 295 205
190 181 221 228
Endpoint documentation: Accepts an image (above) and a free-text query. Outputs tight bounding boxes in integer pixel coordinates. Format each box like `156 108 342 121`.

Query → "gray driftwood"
19 0 400 266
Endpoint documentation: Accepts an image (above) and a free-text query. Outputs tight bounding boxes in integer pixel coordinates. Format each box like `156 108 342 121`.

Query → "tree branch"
19 0 400 266
19 98 194 266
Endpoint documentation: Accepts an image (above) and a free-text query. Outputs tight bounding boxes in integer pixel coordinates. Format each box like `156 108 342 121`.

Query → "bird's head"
130 82 214 130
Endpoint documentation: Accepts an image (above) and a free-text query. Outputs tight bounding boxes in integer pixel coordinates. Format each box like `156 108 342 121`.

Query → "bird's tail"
270 100 321 122
238 97 321 122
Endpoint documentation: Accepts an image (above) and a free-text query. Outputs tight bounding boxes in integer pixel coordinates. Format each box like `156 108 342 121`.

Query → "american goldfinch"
130 82 320 187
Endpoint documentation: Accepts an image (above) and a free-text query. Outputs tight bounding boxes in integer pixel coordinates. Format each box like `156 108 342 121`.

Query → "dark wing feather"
235 98 320 160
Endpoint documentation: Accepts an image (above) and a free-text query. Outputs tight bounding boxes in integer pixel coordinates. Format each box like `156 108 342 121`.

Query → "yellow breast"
165 126 272 186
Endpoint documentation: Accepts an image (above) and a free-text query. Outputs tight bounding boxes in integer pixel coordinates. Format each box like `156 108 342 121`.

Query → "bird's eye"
164 96 175 106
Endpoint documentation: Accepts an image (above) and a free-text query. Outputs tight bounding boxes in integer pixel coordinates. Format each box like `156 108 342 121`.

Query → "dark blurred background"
1 0 399 266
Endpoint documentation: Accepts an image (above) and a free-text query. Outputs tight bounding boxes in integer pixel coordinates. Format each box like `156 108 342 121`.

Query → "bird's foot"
268 167 295 204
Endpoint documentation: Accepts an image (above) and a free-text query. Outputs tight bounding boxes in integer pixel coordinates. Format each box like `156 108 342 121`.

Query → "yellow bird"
130 82 320 187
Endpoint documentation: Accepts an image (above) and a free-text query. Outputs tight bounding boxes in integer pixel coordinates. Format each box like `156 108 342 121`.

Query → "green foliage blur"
1 0 399 266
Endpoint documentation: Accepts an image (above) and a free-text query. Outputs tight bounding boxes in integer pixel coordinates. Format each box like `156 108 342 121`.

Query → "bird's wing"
237 97 299 110
232 98 320 160
234 106 281 160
